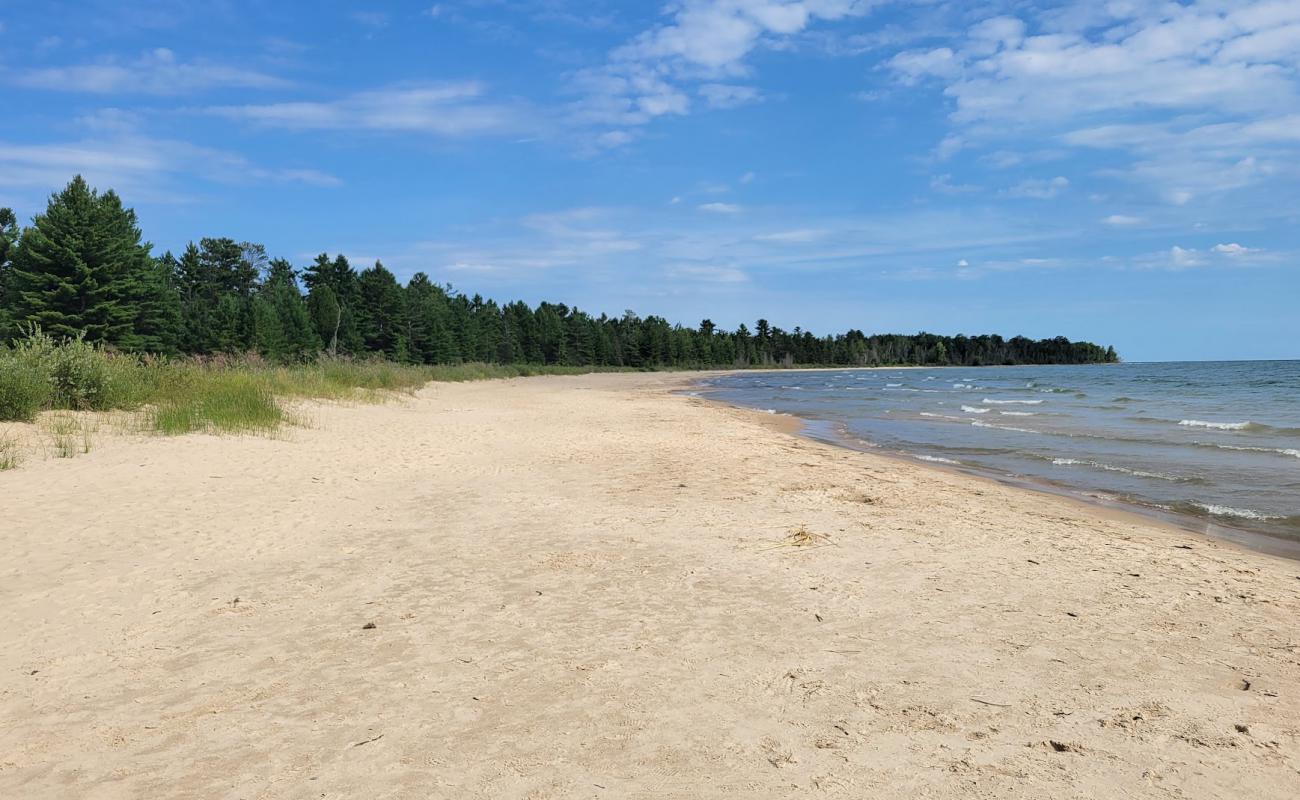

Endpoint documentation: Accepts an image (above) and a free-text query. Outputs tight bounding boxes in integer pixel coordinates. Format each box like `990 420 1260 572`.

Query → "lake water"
700 361 1300 555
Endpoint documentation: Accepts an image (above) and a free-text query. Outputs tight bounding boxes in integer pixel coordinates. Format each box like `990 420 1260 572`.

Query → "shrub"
0 356 50 421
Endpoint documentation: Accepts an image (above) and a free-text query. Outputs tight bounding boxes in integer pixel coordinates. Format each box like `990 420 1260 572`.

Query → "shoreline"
687 370 1300 562
4 371 1299 798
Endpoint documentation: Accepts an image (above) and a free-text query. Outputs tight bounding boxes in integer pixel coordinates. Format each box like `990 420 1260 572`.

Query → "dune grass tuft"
0 430 20 470
149 370 285 435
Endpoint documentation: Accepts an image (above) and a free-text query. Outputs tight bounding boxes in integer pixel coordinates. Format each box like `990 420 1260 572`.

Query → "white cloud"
884 2 1300 203
1212 242 1258 256
956 258 970 267
209 82 524 137
699 83 762 108
1005 176 1069 199
1170 245 1204 268
664 264 748 283
738 170 756 184
754 228 825 243
0 135 340 203
930 173 979 194
1102 214 1143 226
595 130 635 148
13 48 288 94
698 202 742 214
574 1 877 131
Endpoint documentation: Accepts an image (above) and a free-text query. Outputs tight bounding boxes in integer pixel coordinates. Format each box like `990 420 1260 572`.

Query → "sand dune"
2 372 1298 798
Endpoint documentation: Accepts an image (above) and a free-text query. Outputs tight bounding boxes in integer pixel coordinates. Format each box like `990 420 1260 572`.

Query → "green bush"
0 357 51 421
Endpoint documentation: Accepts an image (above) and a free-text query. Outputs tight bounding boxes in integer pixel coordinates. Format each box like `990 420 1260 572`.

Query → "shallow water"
702 361 1300 550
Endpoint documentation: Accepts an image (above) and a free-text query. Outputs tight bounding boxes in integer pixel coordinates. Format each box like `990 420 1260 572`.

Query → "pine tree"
0 207 18 340
303 253 361 354
254 258 318 361
7 177 160 347
356 260 406 358
124 255 183 354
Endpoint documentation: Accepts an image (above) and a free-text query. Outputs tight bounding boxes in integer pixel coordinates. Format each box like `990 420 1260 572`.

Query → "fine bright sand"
2 372 1299 799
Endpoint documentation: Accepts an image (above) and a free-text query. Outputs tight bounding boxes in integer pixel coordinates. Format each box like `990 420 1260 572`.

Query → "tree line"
0 177 1120 368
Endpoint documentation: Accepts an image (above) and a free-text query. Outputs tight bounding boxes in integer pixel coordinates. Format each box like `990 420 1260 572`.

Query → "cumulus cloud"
573 1 877 130
1169 245 1204 268
885 1 1300 204
1212 242 1258 256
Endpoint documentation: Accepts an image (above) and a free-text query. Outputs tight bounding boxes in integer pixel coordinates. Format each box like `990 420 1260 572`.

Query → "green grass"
0 430 20 470
1 330 634 438
148 369 285 435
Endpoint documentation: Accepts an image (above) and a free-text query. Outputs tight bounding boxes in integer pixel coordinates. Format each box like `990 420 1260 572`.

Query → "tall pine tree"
0 207 17 339
7 176 167 348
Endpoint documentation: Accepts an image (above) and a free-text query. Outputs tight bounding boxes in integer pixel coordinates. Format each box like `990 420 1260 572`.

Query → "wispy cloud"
0 121 340 203
12 48 289 94
698 202 741 214
207 82 527 137
1004 176 1068 199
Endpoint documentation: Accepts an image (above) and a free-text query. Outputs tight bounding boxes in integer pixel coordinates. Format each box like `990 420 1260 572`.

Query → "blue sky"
1 1 1298 361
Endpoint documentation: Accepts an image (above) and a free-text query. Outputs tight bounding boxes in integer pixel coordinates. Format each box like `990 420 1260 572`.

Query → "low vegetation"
0 329 607 437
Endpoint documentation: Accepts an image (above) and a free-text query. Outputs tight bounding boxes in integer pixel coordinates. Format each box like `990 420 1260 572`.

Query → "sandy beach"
3 371 1299 799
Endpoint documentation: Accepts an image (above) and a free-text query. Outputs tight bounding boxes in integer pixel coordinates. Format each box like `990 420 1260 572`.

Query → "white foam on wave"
952 383 973 389
1194 503 1281 521
1203 443 1300 459
916 455 961 465
920 412 963 421
999 410 1035 417
1179 419 1250 430
961 405 991 414
886 383 903 387
982 398 1045 405
972 421 1037 434
1051 458 1183 482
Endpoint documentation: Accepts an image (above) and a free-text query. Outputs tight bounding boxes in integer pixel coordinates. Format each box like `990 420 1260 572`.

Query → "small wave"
1179 419 1251 431
982 398 1045 405
886 383 903 387
780 385 804 391
971 421 1038 434
952 383 973 389
1051 458 1187 483
1193 503 1282 521
916 455 961 465
920 412 964 421
1195 442 1300 460
1112 396 1136 402
999 410 1035 416
961 405 991 414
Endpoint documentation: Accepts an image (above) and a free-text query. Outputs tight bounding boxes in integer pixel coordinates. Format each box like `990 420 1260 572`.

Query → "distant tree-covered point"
0 177 1119 368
